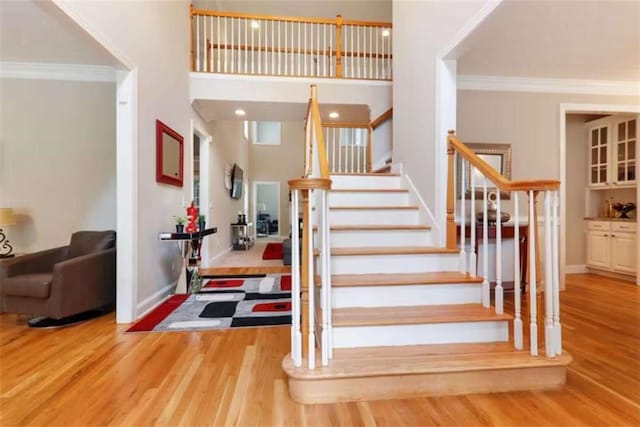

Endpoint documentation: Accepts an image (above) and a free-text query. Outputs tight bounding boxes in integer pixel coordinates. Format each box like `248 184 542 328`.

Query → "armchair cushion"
3 273 53 299
69 231 116 259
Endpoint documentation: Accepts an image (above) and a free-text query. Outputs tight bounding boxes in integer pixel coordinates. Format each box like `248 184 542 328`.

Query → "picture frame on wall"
156 119 184 187
457 142 512 200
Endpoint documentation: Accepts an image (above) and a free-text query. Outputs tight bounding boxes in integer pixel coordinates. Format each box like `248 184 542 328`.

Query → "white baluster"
369 26 373 79
270 20 274 75
244 19 248 74
529 190 538 356
250 19 255 74
388 30 392 79
329 24 333 77
350 26 354 78
222 17 227 73
284 21 288 75
321 189 329 366
375 26 379 79
323 24 327 77
544 190 554 357
513 192 523 350
337 128 342 173
350 129 355 173
482 176 490 307
195 15 200 72
216 16 221 72
325 190 333 359
380 27 385 79
553 190 562 355
460 158 466 273
307 189 315 369
291 190 302 366
495 190 503 314
231 17 235 73
470 167 477 275
356 130 361 173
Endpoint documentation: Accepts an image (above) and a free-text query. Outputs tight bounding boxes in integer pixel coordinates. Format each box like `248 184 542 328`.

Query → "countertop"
584 217 637 222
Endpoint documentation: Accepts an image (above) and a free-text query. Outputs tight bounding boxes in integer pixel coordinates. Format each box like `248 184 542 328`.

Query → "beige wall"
0 78 116 253
249 121 305 236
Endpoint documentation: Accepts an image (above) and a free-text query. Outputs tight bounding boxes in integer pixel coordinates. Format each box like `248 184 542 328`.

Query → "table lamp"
0 208 16 258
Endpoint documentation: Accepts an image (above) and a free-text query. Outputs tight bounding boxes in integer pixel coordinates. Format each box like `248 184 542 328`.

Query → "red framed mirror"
156 119 184 187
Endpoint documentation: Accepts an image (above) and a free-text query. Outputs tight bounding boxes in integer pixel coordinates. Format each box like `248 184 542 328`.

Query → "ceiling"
193 99 370 122
0 0 122 67
452 0 640 81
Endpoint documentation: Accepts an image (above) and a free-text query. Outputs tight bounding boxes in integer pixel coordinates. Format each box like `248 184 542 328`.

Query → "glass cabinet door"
614 118 636 185
588 124 609 186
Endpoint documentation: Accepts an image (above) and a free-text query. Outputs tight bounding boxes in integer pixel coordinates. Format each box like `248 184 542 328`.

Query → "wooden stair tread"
327 272 483 287
332 304 512 327
282 350 572 380
330 189 408 193
330 205 418 210
318 246 459 256
314 225 431 231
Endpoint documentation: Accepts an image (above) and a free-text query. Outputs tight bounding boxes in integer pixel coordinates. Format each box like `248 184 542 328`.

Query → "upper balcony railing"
190 6 393 80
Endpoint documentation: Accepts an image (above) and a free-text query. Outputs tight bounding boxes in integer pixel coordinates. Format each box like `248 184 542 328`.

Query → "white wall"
204 120 249 262
565 114 588 266
372 119 392 168
392 1 488 213
249 121 305 235
55 0 205 316
0 78 116 253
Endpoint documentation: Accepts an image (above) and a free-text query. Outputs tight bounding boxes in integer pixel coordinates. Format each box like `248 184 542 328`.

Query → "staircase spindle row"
191 7 392 80
448 131 562 358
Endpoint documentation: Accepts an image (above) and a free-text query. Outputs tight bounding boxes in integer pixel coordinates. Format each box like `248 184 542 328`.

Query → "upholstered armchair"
0 230 116 327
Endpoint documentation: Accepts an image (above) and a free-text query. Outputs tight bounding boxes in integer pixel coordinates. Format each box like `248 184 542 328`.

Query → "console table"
159 227 217 293
458 223 528 289
231 222 254 251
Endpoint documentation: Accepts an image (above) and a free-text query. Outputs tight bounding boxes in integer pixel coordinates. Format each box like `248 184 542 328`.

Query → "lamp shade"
0 208 16 226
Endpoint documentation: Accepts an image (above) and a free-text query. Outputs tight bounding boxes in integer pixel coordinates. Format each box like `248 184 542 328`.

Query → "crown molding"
458 74 640 97
0 61 116 82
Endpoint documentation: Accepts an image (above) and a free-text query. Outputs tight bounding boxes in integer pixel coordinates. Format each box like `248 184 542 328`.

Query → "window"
253 121 281 145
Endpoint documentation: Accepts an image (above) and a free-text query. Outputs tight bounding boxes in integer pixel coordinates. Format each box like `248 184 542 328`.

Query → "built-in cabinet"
586 221 636 276
587 116 636 188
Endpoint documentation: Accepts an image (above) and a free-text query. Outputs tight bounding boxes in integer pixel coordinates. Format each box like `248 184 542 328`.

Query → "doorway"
253 181 280 238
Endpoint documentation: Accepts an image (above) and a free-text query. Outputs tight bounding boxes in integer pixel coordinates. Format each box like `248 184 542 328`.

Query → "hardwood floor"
1 274 638 426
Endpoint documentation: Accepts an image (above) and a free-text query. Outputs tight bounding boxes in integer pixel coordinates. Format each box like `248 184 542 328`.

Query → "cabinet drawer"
611 222 636 233
586 221 611 231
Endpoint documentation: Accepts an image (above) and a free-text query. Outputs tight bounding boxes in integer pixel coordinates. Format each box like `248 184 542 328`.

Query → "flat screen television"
230 163 243 199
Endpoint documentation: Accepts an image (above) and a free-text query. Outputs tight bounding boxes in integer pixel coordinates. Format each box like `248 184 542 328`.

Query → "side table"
159 228 217 293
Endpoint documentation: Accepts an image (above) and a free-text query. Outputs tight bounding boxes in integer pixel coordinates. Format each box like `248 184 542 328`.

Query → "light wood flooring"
201 237 291 276
1 274 639 426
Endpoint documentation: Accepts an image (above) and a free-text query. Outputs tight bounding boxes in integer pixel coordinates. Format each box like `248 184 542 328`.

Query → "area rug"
126 274 291 333
262 242 284 260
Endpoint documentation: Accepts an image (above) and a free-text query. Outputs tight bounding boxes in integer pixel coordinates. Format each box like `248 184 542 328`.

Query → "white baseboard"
136 283 176 320
565 264 588 274
207 246 232 265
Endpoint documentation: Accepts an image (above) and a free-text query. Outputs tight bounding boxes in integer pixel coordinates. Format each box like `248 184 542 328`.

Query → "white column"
553 190 562 356
529 190 538 356
481 176 490 307
460 158 466 273
495 190 503 314
291 190 302 366
513 192 523 350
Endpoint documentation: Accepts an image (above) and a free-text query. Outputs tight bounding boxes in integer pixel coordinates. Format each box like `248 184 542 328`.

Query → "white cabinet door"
611 232 637 274
612 117 637 186
586 230 610 269
587 122 611 187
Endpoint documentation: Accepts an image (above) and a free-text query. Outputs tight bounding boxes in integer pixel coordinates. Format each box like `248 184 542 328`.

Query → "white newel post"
544 191 554 357
552 190 562 356
291 190 302 367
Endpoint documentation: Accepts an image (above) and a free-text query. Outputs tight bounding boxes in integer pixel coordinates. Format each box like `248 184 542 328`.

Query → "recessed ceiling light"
251 21 260 30
235 109 246 117
329 112 339 119
382 29 390 37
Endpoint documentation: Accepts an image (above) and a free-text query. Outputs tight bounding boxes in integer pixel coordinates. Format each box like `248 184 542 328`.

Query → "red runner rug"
262 242 284 260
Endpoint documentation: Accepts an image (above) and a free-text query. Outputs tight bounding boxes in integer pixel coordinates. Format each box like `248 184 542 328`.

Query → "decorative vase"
476 191 510 225
176 224 184 233
198 221 206 232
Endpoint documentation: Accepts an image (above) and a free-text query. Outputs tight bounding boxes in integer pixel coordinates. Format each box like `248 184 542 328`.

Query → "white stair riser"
323 229 433 247
329 192 409 207
327 253 459 274
330 209 418 225
330 175 404 190
332 321 509 348
332 284 482 308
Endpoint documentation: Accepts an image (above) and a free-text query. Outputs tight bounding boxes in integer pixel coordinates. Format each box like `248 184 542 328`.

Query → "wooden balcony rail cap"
371 108 393 130
289 178 332 191
448 131 560 192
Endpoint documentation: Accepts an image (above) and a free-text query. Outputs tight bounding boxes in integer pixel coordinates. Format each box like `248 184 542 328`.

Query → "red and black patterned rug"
126 274 291 333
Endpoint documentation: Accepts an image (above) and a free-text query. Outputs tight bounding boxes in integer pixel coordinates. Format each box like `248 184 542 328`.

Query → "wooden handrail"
371 108 393 130
310 92 330 179
192 8 392 28
448 131 560 191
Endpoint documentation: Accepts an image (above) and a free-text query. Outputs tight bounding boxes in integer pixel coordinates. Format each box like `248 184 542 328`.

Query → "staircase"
282 172 571 404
